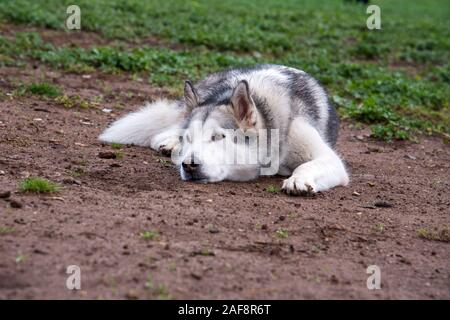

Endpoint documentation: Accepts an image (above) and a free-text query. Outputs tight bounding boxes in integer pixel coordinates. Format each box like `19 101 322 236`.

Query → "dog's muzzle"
181 159 208 183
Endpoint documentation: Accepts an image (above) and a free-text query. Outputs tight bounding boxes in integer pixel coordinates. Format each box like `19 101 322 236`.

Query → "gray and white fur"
99 64 349 195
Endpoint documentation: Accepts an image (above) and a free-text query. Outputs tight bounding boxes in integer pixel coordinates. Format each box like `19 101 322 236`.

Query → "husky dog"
99 64 349 195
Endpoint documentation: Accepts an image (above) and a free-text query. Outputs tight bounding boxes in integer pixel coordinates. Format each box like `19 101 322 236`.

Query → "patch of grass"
0 226 15 235
275 228 289 239
110 143 122 150
374 223 386 233
156 158 172 167
69 167 85 177
418 227 450 243
144 276 172 300
54 94 91 109
0 0 448 140
139 230 159 241
265 185 279 194
15 252 26 264
199 248 215 257
24 82 61 98
114 151 125 159
18 177 60 193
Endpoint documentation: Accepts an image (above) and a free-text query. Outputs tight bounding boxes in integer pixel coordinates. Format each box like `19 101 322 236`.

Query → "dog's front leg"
281 118 349 195
150 126 182 156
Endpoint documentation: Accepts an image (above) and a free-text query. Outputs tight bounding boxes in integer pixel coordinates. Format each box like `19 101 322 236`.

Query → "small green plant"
110 143 123 150
19 177 60 193
24 82 60 98
55 94 91 109
156 158 172 167
275 228 289 239
69 168 85 177
145 275 172 300
265 185 279 193
200 248 215 256
139 230 159 241
114 151 125 159
374 223 385 233
15 252 26 264
418 227 450 243
0 226 15 235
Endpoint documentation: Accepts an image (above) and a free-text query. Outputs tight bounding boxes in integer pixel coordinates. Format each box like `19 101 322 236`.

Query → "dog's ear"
231 80 257 129
184 80 199 111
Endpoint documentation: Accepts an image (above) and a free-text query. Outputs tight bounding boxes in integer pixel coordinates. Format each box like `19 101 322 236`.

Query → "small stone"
0 191 11 199
374 201 393 208
352 191 361 196
9 199 23 208
190 272 202 280
209 227 219 234
0 170 5 175
279 215 286 221
206 199 213 203
125 289 139 300
98 151 116 159
62 177 81 185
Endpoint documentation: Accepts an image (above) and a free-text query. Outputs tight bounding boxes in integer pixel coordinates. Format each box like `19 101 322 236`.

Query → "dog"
99 64 349 195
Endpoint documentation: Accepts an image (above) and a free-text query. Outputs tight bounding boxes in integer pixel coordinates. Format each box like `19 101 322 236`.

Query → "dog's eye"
211 133 225 142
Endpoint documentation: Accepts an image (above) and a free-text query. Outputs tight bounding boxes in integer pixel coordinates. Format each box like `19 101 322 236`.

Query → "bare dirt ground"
0 64 449 300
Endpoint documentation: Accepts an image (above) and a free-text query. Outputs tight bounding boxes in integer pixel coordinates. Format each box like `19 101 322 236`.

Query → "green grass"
18 177 60 193
139 230 159 241
23 82 61 98
145 276 172 300
275 228 289 239
418 227 450 243
110 143 122 150
0 0 448 140
0 226 15 235
265 185 280 193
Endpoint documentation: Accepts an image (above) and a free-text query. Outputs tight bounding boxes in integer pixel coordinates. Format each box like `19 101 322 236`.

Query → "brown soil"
0 63 449 300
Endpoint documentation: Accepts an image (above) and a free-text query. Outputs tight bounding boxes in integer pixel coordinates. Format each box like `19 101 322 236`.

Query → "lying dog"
99 64 349 195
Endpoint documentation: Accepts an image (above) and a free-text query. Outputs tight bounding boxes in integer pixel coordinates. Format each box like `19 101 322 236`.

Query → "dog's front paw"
153 136 181 157
282 175 316 196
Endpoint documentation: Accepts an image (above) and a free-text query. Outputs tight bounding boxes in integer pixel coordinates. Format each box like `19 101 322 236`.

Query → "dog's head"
176 80 267 183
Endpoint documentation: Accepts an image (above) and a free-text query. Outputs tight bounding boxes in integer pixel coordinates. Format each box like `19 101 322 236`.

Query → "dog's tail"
98 99 184 147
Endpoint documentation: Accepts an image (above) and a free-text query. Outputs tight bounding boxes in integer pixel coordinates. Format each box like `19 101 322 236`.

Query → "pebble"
208 227 219 234
0 191 11 199
374 201 393 208
9 199 23 208
62 177 81 185
98 151 116 159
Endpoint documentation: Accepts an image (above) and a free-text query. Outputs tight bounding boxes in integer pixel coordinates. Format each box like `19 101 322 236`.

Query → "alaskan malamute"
99 64 349 195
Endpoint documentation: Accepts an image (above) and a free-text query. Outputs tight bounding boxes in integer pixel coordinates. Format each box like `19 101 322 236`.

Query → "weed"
139 230 159 241
19 177 59 193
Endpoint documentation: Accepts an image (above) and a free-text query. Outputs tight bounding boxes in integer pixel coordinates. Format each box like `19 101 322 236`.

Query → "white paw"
282 175 316 196
152 136 181 157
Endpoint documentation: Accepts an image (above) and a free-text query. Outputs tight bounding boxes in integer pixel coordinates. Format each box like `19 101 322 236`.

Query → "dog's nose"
182 161 199 173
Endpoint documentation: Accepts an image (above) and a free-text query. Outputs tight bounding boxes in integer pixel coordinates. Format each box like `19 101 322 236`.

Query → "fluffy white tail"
98 99 185 147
